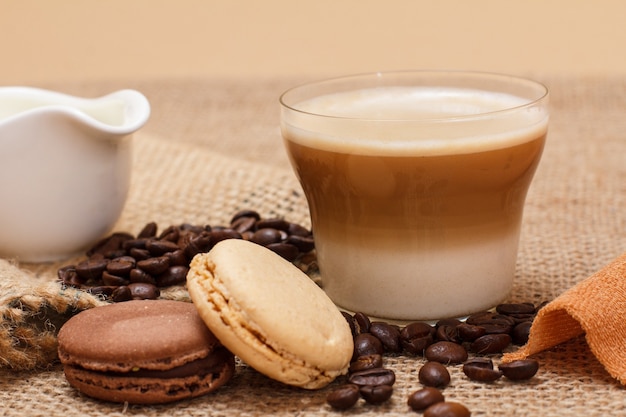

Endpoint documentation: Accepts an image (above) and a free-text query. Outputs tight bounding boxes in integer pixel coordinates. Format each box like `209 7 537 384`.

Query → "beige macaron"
186 239 353 389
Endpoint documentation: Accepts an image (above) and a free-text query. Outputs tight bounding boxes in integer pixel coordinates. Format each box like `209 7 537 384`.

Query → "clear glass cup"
280 71 549 320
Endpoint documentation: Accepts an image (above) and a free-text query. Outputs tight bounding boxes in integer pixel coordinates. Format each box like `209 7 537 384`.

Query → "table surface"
0 76 625 416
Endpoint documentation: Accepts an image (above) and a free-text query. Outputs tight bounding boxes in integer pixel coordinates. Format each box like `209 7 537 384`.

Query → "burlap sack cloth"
0 77 625 416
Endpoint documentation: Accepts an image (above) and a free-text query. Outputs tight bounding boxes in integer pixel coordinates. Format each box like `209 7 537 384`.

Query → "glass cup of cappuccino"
280 71 549 321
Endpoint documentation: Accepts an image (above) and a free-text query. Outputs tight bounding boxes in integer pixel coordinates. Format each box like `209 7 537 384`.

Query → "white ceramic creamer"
0 87 150 262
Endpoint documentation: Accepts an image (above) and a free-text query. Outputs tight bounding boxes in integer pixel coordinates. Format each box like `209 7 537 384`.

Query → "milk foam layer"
283 87 549 156
296 87 527 119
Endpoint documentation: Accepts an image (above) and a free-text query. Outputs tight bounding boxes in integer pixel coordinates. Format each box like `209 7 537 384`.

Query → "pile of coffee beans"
57 210 314 302
329 303 543 414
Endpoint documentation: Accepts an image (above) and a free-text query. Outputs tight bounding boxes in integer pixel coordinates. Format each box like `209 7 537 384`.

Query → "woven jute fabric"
0 76 625 416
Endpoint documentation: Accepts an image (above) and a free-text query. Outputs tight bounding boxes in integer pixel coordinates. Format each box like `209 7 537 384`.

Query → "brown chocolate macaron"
57 299 235 404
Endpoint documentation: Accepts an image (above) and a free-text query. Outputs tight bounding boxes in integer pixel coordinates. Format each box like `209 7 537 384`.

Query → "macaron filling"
70 347 234 380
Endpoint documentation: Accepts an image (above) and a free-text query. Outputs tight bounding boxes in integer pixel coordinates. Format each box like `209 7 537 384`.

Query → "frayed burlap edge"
0 259 105 370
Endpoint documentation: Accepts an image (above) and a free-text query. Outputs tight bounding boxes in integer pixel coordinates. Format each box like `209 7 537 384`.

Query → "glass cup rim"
279 70 549 123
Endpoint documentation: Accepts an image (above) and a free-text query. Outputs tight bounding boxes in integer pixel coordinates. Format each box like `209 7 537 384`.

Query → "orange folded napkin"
503 251 626 385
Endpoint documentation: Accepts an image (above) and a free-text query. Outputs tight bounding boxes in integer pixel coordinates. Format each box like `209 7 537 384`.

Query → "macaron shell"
187 239 353 389
58 300 219 372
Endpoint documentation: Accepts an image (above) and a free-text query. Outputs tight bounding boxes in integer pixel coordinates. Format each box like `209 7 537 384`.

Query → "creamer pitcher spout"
0 87 150 136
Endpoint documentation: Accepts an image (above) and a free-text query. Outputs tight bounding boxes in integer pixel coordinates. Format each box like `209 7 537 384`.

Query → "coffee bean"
424 401 471 417
349 354 383 374
462 358 502 382
175 228 196 245
129 247 152 261
57 264 76 280
407 387 445 411
166 249 188 266
348 368 396 387
65 272 84 288
496 302 536 315
499 359 539 381
353 312 371 333
211 228 243 243
481 322 514 335
369 322 402 353
128 282 160 300
266 242 299 261
470 333 512 354
467 311 515 326
122 238 149 251
251 228 282 246
463 357 493 369
184 233 213 259
158 225 180 242
256 218 290 232
425 341 468 364
87 232 133 258
465 311 494 325
401 322 434 340
418 361 450 388
456 323 487 342
359 384 393 405
326 384 360 410
183 224 206 234
111 286 132 302
353 333 384 359
285 234 315 252
287 222 311 237
129 268 156 284
106 257 135 276
469 313 516 335
230 209 261 224
342 311 358 338
58 265 83 287
436 318 462 328
137 222 158 238
144 239 179 256
231 216 257 234
137 256 170 275
402 334 434 355
401 322 435 354
506 313 536 325
101 271 129 287
435 325 461 343
483 314 515 326
512 321 533 345
86 286 116 297
75 259 108 281
155 265 189 287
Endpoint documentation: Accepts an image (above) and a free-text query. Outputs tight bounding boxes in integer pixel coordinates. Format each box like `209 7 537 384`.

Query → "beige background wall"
2 0 626 84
